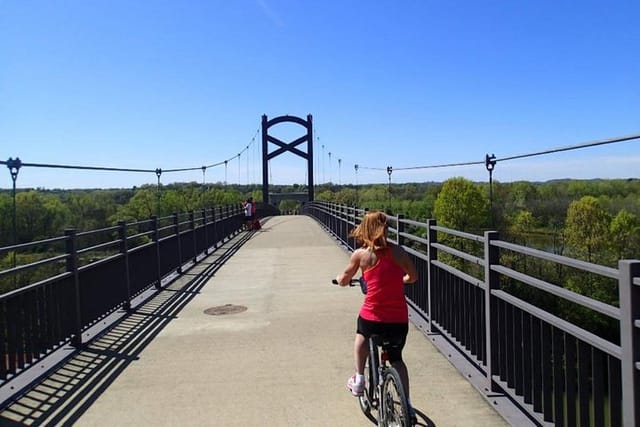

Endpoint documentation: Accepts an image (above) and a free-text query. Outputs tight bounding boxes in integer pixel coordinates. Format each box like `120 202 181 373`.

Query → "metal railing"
302 200 640 427
0 204 244 384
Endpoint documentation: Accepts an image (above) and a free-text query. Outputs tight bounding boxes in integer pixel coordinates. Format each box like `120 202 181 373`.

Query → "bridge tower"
261 114 314 206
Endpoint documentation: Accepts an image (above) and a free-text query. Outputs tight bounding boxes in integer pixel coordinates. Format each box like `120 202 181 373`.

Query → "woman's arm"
392 245 418 284
336 250 362 286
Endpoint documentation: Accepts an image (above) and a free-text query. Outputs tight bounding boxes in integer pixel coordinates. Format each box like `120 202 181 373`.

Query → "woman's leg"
354 333 368 374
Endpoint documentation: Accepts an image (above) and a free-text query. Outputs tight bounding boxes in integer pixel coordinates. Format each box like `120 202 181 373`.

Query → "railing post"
342 204 348 243
426 219 437 333
339 204 344 243
619 259 640 427
152 216 162 289
202 208 209 255
332 203 337 237
350 206 357 251
174 213 183 274
190 211 197 263
211 207 218 249
397 214 405 247
484 230 500 392
118 221 131 311
65 229 82 348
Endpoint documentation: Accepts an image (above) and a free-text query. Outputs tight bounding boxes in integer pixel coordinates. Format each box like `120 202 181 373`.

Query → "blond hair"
349 211 388 250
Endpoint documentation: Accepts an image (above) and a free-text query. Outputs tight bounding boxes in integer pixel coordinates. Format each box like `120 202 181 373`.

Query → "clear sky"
1 0 639 190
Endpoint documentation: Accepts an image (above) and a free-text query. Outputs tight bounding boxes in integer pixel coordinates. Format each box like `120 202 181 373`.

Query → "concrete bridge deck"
1 216 510 426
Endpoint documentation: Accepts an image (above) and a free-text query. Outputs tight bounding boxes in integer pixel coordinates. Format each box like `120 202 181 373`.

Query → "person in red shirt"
250 198 260 230
335 211 418 413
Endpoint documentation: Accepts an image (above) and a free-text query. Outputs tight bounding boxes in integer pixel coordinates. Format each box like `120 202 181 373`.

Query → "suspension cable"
0 126 263 179
494 133 640 163
359 132 640 173
3 131 637 184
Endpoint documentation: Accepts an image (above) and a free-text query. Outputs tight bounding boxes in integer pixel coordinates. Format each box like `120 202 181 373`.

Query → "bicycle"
332 278 413 426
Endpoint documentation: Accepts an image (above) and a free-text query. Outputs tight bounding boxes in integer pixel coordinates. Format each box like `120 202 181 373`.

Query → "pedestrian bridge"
1 203 638 426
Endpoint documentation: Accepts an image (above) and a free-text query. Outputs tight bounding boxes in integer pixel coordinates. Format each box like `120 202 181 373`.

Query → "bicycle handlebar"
332 277 368 294
331 278 358 286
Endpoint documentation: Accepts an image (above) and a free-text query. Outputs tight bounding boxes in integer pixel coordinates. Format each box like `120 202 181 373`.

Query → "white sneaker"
347 374 365 396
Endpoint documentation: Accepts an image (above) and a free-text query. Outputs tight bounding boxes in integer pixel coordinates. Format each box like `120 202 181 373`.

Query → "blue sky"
1 0 639 189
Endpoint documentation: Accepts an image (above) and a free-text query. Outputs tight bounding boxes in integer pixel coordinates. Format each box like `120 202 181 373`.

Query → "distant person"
243 197 254 230
335 210 418 421
250 198 261 230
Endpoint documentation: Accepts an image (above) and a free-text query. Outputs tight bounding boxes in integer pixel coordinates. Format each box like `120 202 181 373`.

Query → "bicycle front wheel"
380 367 410 427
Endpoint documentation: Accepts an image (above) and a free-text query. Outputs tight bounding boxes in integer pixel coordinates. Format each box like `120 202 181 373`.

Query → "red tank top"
360 247 408 323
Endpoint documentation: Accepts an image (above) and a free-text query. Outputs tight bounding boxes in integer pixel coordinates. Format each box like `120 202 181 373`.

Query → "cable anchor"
7 157 22 182
485 154 496 172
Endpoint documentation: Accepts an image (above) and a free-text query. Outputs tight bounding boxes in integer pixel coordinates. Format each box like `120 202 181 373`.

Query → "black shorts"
357 316 408 363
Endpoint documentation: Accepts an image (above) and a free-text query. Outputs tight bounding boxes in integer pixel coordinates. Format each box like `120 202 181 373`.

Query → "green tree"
359 185 391 211
609 209 640 260
433 177 488 232
315 190 335 202
202 186 243 207
66 191 118 231
334 188 357 206
0 193 13 246
564 196 610 263
509 181 539 210
509 210 536 246
16 191 69 242
279 200 300 213
115 188 157 221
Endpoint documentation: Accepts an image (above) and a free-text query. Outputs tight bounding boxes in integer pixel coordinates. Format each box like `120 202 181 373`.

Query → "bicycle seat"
370 334 402 349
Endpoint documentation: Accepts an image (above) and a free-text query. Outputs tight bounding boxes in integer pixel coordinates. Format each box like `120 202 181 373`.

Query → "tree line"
2 178 639 259
1 178 639 340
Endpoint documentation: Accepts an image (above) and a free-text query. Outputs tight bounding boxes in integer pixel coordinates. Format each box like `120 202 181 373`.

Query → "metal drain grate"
204 304 247 316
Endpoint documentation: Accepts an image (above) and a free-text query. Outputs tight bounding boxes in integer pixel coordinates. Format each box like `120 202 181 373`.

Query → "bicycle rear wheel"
380 367 410 427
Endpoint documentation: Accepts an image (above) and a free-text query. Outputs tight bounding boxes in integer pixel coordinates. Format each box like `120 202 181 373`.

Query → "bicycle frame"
331 278 411 425
359 335 411 427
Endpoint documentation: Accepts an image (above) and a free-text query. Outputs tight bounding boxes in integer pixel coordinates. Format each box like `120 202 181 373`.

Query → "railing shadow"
359 406 436 426
0 231 253 426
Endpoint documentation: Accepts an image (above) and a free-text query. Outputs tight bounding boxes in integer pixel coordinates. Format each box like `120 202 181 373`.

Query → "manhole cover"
204 304 247 316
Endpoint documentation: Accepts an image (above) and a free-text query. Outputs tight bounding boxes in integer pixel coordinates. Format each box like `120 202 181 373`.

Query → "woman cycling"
335 210 418 419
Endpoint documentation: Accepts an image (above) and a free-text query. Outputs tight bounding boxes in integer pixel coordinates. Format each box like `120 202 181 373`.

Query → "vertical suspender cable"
354 164 359 206
485 154 497 228
201 166 206 208
155 168 162 217
237 154 241 185
7 157 22 281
